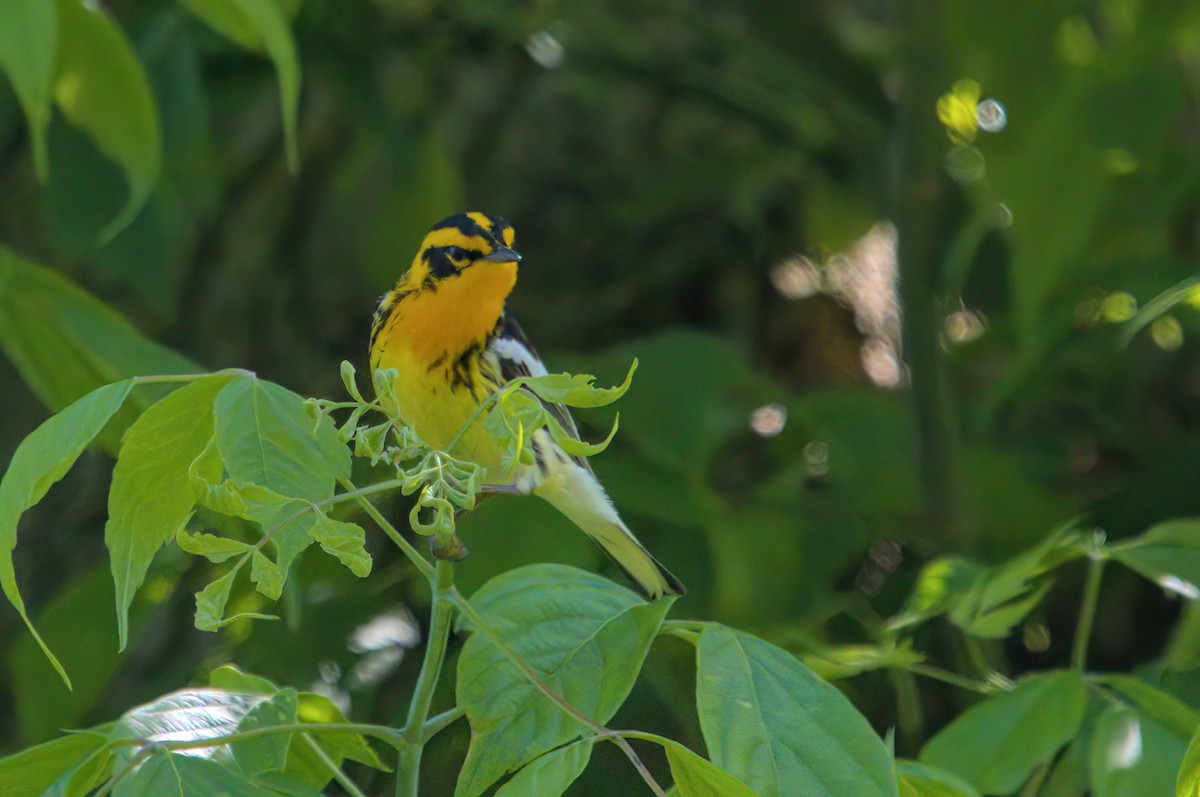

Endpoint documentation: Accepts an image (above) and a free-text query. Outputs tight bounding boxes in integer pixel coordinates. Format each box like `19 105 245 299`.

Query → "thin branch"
422 707 466 742
302 733 368 797
1072 553 1106 671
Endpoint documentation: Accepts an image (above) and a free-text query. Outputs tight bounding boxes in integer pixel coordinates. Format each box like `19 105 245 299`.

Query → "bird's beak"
480 246 522 263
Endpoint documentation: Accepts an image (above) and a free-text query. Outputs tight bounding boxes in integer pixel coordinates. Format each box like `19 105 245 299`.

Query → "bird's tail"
535 461 685 600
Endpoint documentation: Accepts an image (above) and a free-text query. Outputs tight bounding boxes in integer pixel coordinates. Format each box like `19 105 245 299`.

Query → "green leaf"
455 564 675 797
209 664 277 695
1111 520 1200 597
177 529 253 563
251 549 284 601
1095 675 1200 739
292 691 390 773
0 732 106 797
1180 719 1200 797
44 738 119 797
948 525 1086 638
112 748 273 797
0 248 199 438
920 671 1088 793
1088 702 1187 797
494 739 594 797
0 379 132 687
546 410 621 459
232 688 298 777
523 358 638 407
634 733 757 797
106 375 230 649
213 378 349 504
309 514 372 577
194 565 242 631
53 0 161 241
695 625 897 797
887 557 985 631
183 0 301 172
895 761 981 797
0 0 56 178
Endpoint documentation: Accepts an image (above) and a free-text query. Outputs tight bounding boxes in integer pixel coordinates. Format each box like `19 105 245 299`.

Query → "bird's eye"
446 246 466 262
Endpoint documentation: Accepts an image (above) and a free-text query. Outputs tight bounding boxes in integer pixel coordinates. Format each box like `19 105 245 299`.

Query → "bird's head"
408 212 521 285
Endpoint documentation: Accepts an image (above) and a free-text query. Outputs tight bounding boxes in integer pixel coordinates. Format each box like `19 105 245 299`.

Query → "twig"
1072 553 1106 671
303 733 368 797
339 476 435 580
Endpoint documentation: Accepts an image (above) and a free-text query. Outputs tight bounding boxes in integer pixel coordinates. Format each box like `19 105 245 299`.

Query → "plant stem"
397 560 455 797
422 707 466 742
905 663 997 695
303 734 368 797
893 0 973 545
1072 554 1106 671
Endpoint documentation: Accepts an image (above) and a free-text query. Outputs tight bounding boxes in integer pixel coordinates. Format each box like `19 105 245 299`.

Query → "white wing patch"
490 335 548 377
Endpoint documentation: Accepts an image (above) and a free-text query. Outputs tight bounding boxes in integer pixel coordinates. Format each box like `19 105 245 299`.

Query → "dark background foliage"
4 0 1200 793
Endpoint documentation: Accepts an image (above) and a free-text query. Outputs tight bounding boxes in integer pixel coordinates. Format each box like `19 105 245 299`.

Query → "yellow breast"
370 260 519 474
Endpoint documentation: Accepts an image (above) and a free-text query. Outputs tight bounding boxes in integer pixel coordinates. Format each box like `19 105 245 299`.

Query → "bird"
370 212 684 599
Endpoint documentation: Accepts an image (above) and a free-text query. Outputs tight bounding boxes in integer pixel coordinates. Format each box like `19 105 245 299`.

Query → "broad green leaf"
0 732 106 797
455 564 674 797
53 0 161 241
112 748 273 797
213 378 349 504
1095 675 1200 739
309 514 372 577
0 0 56 178
106 375 231 649
177 529 253 563
44 738 119 797
0 248 199 437
634 733 757 797
210 664 277 695
494 739 594 797
183 0 301 171
921 671 1088 793
111 688 266 748
232 688 298 777
0 379 132 687
695 625 897 797
292 691 390 773
1088 703 1186 797
1043 740 1087 797
1111 520 1200 597
895 761 981 797
523 359 638 407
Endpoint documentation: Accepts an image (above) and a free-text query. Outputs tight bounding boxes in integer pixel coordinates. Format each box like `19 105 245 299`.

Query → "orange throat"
374 260 518 367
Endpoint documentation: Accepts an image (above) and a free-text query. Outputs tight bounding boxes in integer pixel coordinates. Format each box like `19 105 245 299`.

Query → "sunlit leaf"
921 671 1087 793
111 688 265 749
1088 702 1185 797
695 625 898 797
523 359 638 407
106 375 231 649
455 564 674 797
1111 520 1200 598
309 515 372 577
0 0 56 178
250 550 284 601
53 0 161 241
176 530 253 564
0 379 132 687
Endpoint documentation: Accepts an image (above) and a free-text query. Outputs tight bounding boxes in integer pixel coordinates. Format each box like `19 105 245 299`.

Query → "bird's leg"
480 484 526 496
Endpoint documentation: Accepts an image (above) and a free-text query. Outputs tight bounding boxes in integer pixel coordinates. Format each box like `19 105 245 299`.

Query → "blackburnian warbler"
370 212 684 599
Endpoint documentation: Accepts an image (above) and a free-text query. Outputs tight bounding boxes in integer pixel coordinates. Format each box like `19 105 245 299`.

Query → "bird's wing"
485 314 591 470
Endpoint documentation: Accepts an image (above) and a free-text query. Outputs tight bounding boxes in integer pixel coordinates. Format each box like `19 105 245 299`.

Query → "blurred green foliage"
5 0 1200 794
